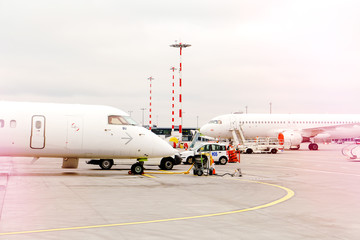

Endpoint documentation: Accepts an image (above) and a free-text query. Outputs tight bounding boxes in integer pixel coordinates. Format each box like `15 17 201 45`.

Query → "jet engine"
278 131 303 149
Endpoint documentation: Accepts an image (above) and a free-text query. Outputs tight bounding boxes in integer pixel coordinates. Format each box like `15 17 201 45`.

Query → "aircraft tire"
309 143 318 151
312 143 318 150
131 162 144 174
160 157 174 170
99 159 114 170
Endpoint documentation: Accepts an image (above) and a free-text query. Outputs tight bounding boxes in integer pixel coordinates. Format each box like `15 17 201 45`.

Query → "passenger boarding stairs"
342 144 360 160
230 121 246 146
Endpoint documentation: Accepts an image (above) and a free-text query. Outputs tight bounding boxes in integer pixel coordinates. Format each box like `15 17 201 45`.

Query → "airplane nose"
200 124 210 135
151 136 179 157
141 128 178 157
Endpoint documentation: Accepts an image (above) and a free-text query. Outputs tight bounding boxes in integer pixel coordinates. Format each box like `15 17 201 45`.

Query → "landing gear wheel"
160 157 174 170
219 156 228 165
131 162 144 175
309 143 318 150
99 159 114 170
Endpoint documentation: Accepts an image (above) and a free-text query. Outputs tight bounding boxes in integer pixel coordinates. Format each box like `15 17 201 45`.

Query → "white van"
180 143 228 165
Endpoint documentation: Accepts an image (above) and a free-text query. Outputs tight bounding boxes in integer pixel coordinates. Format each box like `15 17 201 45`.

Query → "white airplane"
0 101 178 174
200 113 360 150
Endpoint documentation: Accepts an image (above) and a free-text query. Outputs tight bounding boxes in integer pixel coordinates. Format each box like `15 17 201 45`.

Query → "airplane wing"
301 123 360 138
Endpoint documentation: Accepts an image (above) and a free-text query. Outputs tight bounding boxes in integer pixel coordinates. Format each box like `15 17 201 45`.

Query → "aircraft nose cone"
144 129 178 157
200 124 210 136
152 137 179 157
133 127 178 158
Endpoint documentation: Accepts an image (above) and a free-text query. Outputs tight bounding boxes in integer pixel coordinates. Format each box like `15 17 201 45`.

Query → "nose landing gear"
130 159 146 175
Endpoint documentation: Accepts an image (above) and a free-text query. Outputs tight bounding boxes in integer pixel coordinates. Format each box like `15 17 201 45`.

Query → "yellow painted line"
142 174 156 178
0 179 294 236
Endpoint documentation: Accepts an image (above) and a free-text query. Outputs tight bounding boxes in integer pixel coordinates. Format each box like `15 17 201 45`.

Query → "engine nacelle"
278 131 303 148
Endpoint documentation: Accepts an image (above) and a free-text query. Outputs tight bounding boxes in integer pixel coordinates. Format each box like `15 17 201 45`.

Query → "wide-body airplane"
0 101 178 173
200 113 360 150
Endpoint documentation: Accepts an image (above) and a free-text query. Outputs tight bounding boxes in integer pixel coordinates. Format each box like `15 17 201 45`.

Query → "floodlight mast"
170 67 177 131
170 41 191 134
148 76 155 130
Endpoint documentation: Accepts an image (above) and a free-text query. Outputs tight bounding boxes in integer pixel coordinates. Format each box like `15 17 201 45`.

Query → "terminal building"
150 127 197 141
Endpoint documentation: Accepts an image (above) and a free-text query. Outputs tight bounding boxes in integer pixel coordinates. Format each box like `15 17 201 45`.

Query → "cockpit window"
122 116 138 126
208 120 222 124
108 115 138 126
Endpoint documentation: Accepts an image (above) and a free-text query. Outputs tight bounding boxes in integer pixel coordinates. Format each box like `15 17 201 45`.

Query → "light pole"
170 67 177 131
128 110 133 117
170 41 191 134
148 76 155 130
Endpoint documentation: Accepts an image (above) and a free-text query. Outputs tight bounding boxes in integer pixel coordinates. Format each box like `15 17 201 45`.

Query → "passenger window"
10 120 16 128
0 119 4 128
213 145 221 151
205 145 211 151
200 145 211 151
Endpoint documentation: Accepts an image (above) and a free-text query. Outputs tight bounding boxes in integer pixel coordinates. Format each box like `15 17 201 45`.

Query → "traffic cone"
210 156 216 175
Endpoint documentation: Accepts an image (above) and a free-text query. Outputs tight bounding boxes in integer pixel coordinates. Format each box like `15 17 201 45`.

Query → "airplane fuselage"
200 113 360 144
0 101 176 159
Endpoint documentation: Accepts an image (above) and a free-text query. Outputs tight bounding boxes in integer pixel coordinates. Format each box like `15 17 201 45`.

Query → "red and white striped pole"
170 41 191 134
170 67 177 131
148 76 154 130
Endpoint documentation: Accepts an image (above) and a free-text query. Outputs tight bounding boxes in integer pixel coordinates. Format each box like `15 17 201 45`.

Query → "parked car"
180 143 228 165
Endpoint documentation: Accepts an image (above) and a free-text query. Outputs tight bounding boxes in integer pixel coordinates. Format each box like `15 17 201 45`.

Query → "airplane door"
66 117 83 149
30 115 46 149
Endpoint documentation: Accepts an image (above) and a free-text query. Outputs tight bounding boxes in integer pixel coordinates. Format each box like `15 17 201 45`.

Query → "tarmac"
0 143 360 240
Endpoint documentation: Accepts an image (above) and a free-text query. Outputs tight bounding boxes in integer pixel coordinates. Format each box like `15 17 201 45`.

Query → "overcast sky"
1 0 360 127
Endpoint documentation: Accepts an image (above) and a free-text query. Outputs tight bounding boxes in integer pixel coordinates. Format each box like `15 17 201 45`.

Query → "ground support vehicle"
180 143 228 165
192 154 216 176
238 137 281 154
